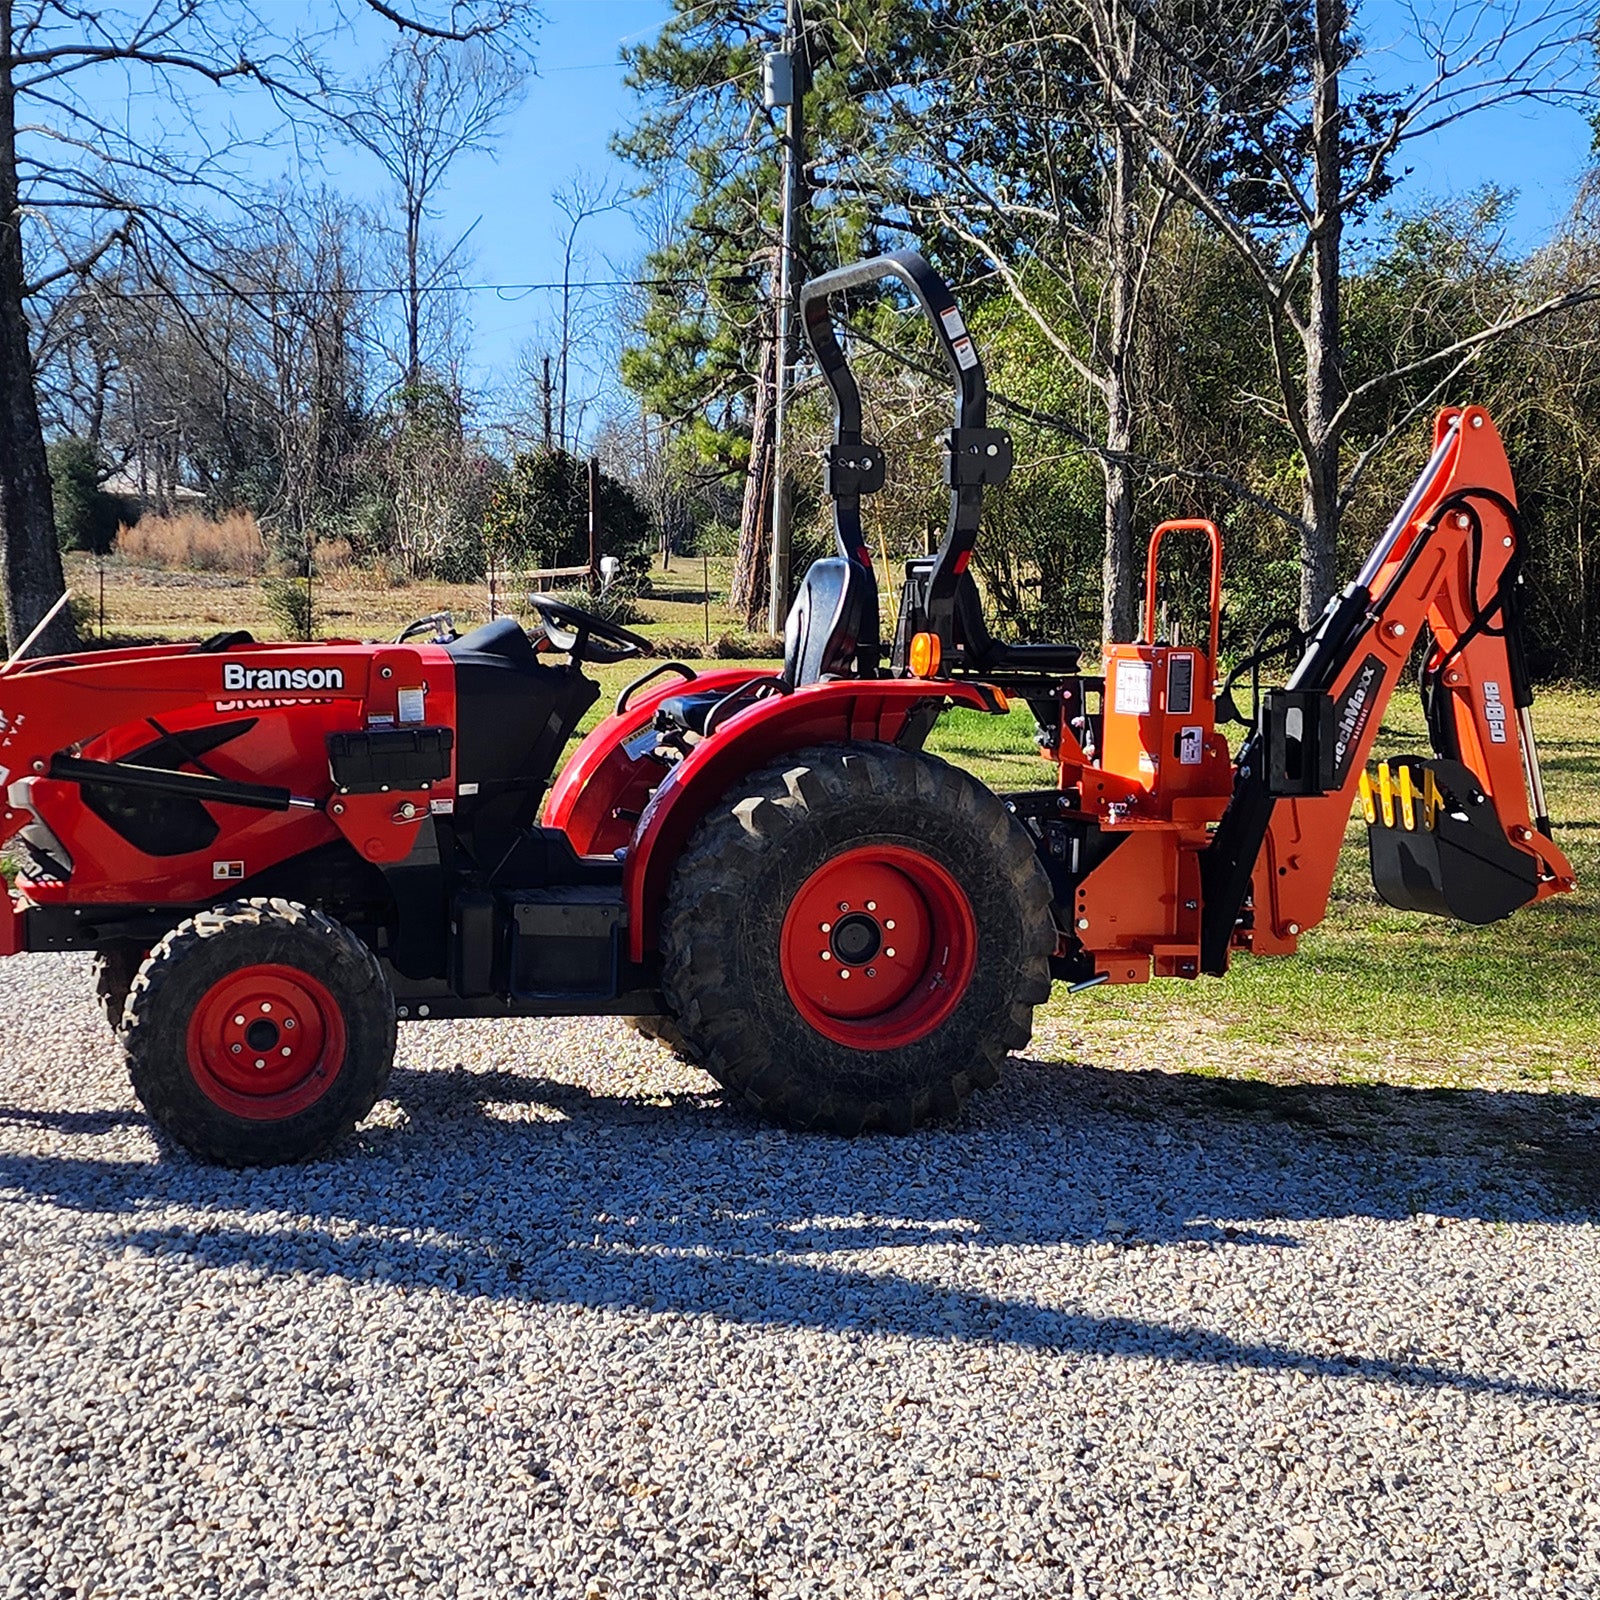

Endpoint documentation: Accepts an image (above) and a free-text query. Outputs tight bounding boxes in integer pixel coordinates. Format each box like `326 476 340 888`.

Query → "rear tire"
124 898 395 1166
661 745 1054 1133
626 1013 691 1057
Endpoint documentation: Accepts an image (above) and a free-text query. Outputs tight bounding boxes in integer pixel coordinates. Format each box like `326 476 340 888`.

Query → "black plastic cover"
1260 689 1338 796
328 726 454 792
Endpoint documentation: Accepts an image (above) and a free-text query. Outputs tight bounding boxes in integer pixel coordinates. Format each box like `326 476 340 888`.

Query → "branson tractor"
0 253 1575 1165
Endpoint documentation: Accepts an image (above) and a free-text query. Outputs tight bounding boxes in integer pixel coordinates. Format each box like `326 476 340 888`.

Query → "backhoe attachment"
1203 406 1574 970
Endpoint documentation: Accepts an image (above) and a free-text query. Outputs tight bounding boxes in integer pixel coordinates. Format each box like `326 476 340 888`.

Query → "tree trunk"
730 332 776 629
404 194 422 410
0 8 72 656
1298 0 1347 628
1101 108 1140 644
1102 401 1136 643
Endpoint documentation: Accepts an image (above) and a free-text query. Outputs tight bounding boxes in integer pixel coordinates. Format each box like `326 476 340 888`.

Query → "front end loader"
0 250 1574 1165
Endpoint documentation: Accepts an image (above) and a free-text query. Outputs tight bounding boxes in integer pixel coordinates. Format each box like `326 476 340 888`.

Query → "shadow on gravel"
3 1055 1598 1405
0 1104 144 1135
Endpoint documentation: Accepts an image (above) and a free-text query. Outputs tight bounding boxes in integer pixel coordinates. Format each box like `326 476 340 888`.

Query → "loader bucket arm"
1200 407 1574 970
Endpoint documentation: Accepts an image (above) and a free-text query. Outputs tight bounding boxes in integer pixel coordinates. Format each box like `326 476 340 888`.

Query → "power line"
48 273 758 303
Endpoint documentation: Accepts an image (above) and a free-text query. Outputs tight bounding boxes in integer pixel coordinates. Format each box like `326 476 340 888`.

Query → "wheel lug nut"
885 947 896 958
254 1059 266 1069
820 922 831 933
884 920 895 931
283 1018 296 1030
838 902 849 912
233 1014 245 1026
260 1003 272 1013
231 1043 242 1054
866 967 877 978
281 1047 292 1057
820 951 831 961
839 970 851 979
866 901 876 911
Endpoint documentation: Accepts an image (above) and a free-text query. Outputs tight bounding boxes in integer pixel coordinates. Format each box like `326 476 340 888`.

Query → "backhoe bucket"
1361 756 1536 924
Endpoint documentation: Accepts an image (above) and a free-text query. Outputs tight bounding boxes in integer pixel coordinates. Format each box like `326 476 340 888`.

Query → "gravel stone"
1 951 1597 1598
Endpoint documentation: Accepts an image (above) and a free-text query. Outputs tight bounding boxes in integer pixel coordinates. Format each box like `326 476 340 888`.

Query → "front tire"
93 944 143 1033
124 898 396 1166
661 745 1054 1133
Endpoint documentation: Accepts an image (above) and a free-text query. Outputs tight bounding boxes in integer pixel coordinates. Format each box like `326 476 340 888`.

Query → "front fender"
544 667 761 856
622 677 1004 963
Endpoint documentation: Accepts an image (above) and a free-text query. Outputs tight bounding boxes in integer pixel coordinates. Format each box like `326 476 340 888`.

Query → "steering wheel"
395 611 458 644
526 593 650 664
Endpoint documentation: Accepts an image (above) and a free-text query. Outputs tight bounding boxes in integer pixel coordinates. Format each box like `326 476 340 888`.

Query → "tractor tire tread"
93 945 144 1034
124 897 395 1166
660 743 1054 1135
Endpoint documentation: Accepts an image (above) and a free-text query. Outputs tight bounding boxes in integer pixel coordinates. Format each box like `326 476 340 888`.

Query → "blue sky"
322 0 1594 426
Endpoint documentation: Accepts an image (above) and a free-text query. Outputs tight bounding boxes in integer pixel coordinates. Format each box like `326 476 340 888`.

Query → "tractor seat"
653 555 874 740
782 556 876 686
654 691 720 736
654 676 783 738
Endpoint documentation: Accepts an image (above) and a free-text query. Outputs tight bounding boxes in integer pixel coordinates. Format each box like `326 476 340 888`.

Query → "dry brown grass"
117 510 265 575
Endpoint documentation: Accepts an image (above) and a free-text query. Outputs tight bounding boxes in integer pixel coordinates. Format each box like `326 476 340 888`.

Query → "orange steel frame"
1040 407 1575 986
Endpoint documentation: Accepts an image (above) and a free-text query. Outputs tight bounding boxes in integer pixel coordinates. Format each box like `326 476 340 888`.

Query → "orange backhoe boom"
1201 406 1574 968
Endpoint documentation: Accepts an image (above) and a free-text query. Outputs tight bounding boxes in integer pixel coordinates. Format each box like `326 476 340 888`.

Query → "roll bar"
799 249 1013 657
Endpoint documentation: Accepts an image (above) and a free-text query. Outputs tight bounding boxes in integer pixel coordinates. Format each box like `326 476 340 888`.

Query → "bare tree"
849 0 1204 639
1073 0 1599 625
328 34 525 403
0 0 535 654
547 174 627 451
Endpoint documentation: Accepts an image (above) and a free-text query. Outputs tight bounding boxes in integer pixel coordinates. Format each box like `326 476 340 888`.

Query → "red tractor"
0 253 1574 1164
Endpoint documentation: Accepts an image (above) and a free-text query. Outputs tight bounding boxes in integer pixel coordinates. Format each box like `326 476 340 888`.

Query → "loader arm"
1201 406 1575 970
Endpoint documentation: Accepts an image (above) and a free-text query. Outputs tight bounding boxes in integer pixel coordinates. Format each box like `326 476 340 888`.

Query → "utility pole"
587 456 602 594
764 0 805 636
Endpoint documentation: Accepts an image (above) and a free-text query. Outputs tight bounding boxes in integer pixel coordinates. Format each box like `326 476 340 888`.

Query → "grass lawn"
931 691 1599 1095
15 556 1599 1101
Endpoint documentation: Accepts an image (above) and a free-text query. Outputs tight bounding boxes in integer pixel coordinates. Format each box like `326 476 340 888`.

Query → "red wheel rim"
778 845 978 1050
185 965 347 1120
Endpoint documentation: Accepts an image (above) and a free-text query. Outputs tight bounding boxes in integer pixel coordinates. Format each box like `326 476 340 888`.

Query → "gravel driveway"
2 951 1597 1599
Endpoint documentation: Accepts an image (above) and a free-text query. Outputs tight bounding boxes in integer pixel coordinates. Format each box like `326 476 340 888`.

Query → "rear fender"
623 678 1005 962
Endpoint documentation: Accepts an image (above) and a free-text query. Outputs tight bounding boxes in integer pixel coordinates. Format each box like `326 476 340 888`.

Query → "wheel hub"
778 845 977 1050
828 912 882 966
186 964 346 1119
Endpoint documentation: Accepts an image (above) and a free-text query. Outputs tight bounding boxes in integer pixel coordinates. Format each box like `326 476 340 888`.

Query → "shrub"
47 438 137 554
262 576 314 640
689 519 740 558
484 449 654 580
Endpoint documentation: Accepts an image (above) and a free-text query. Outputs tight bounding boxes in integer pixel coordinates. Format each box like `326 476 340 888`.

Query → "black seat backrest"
782 557 878 687
893 558 994 669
